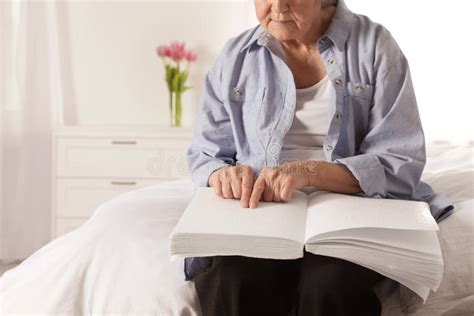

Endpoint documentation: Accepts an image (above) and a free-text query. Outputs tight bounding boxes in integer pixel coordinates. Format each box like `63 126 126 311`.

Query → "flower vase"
169 90 183 127
157 41 197 127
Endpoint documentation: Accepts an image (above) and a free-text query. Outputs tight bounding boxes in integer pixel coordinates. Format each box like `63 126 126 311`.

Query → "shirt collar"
239 0 354 53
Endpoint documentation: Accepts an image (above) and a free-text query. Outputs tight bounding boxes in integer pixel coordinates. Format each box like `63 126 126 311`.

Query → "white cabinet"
51 126 192 239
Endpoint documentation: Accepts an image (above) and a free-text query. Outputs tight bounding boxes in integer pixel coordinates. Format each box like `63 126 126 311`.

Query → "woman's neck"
280 5 337 55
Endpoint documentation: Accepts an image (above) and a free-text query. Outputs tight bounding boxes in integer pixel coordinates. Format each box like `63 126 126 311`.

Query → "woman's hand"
208 165 255 208
248 161 313 208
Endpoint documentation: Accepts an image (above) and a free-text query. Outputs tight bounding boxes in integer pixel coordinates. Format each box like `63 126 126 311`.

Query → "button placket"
322 50 346 161
325 63 345 160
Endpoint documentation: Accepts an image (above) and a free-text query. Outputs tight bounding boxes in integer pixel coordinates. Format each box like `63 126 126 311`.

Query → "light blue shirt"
186 0 454 224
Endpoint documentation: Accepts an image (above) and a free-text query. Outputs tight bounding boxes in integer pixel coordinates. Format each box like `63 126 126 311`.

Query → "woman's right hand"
208 165 255 208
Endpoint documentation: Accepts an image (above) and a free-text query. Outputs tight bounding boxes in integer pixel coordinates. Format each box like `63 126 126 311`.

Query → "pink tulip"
156 45 167 57
157 41 197 64
164 47 172 58
157 45 172 58
169 49 178 62
170 41 186 62
184 49 198 63
170 41 185 54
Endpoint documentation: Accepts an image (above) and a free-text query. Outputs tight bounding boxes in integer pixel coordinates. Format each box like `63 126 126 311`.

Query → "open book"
169 187 443 302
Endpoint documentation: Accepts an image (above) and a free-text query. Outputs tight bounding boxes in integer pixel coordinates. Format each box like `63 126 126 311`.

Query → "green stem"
175 90 182 127
168 88 173 126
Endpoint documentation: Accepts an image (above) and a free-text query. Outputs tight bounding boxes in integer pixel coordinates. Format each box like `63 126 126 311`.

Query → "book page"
172 187 308 244
304 191 438 242
306 228 442 256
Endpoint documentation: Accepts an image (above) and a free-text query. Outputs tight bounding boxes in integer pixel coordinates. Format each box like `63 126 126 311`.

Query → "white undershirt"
279 74 335 165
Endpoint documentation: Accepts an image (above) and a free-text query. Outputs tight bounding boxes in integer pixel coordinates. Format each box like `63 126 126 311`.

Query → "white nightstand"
51 126 192 239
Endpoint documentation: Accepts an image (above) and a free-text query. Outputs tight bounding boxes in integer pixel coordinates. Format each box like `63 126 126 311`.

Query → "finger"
263 178 274 202
249 176 265 208
221 178 234 199
208 169 219 188
230 168 242 199
280 177 295 202
240 168 254 208
273 180 282 202
232 177 242 199
213 177 223 198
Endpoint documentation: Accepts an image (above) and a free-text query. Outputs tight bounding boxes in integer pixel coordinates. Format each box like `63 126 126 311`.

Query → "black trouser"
194 249 386 316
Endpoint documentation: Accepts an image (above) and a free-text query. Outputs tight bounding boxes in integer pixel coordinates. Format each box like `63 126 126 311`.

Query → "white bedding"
1 143 473 315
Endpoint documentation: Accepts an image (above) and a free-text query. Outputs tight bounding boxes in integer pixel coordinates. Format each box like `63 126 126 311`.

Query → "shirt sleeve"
186 48 236 191
333 36 426 200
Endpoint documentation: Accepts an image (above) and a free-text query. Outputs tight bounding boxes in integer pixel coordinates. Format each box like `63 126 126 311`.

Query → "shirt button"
335 111 342 119
335 79 342 86
328 58 335 64
355 85 364 91
233 88 242 96
325 144 333 151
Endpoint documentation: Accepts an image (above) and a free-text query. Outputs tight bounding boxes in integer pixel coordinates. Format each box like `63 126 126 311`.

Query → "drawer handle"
111 181 137 186
111 140 137 145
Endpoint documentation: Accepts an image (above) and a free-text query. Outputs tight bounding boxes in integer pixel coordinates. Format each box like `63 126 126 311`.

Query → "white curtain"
0 1 68 262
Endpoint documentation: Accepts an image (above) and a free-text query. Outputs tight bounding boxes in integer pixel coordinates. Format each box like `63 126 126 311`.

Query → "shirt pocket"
227 85 266 134
343 81 375 111
227 85 266 103
344 82 374 100
342 82 375 140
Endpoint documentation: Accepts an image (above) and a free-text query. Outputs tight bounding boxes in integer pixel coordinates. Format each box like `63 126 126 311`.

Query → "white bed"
1 142 473 315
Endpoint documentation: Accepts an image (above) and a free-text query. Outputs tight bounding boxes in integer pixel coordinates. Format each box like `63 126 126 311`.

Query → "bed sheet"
1 143 472 315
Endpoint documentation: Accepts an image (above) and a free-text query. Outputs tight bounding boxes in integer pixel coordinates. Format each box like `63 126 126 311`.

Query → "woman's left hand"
248 161 313 208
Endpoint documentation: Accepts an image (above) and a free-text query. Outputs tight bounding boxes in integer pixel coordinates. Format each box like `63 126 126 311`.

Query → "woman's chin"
267 23 297 41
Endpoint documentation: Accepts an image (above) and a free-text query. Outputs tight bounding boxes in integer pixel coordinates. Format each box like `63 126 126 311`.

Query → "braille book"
169 187 443 302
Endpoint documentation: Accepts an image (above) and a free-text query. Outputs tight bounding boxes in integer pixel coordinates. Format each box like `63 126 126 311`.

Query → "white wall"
67 0 473 143
344 0 474 144
66 0 251 128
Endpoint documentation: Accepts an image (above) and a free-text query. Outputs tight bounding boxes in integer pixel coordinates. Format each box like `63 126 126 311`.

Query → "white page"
307 244 441 297
171 187 308 244
305 228 442 256
328 253 432 302
304 191 438 241
306 243 443 282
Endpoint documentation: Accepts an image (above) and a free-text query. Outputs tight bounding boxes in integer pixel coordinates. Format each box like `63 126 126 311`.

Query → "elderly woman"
185 0 454 314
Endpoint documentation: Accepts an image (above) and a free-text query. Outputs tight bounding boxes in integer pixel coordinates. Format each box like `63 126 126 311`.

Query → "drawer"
56 137 191 178
55 218 88 238
56 178 168 217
